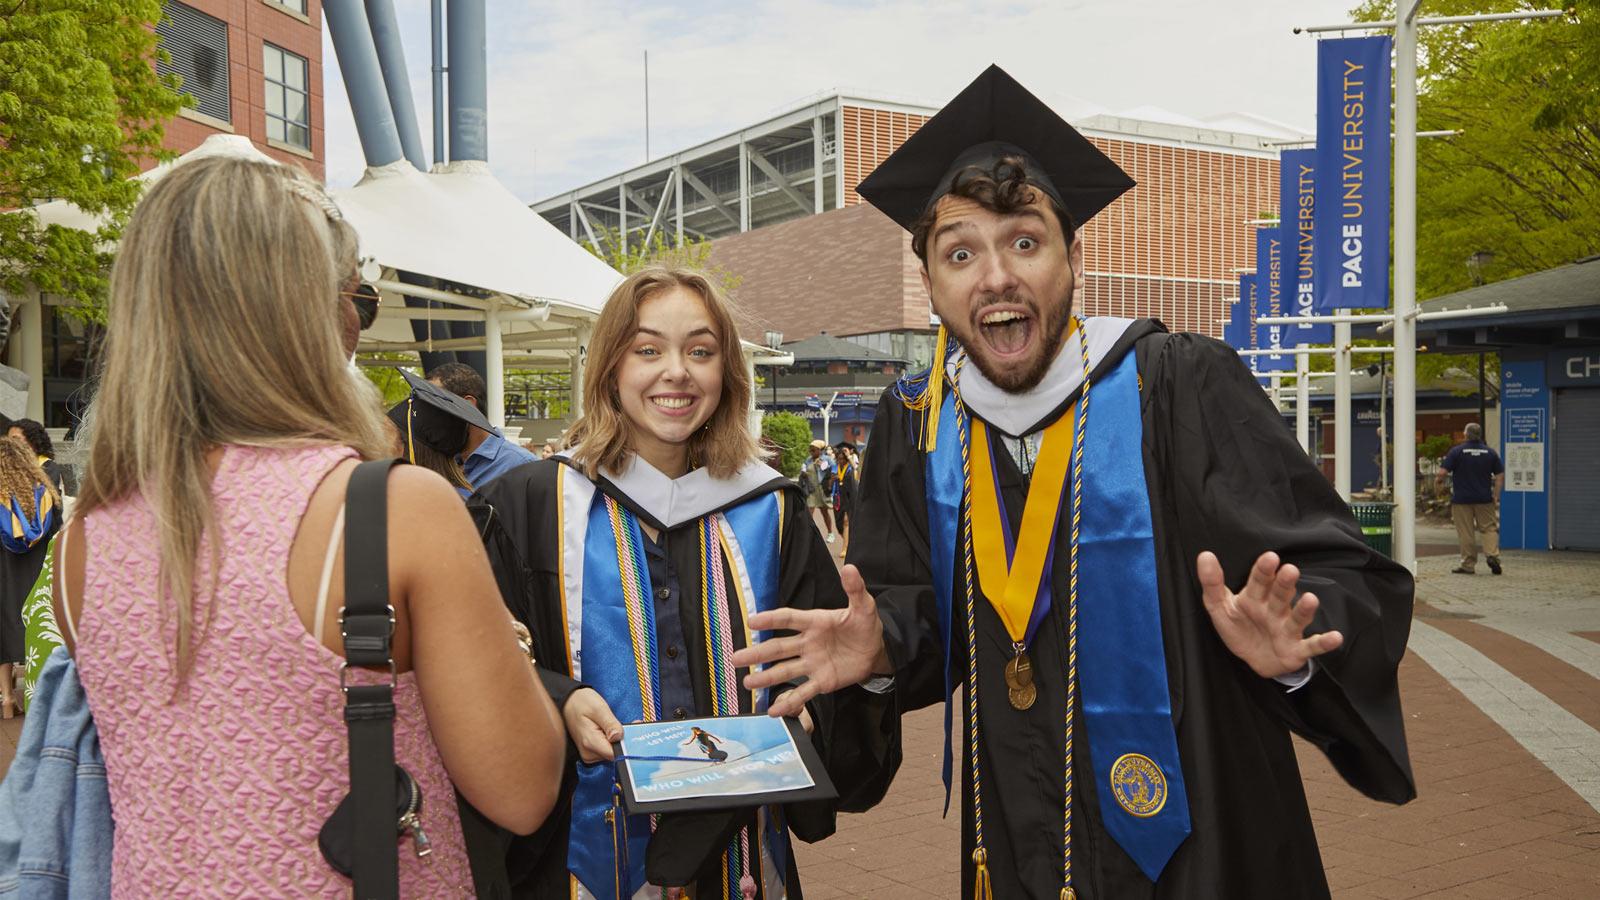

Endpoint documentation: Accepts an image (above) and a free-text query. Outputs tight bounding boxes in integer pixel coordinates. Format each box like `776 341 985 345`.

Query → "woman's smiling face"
615 286 724 473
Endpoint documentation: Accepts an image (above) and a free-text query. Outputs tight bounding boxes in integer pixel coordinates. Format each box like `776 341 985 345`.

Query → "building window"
155 2 232 123
263 43 310 150
272 0 308 14
41 303 102 431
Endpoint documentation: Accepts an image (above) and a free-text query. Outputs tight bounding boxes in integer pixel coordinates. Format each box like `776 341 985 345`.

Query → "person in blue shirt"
425 362 538 491
1436 423 1506 575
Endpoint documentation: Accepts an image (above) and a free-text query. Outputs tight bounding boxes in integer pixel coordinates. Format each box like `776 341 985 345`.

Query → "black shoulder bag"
318 458 426 899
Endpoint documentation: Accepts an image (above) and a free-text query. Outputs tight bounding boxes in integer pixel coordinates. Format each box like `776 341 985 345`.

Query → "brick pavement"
790 535 1600 898
1 524 1593 898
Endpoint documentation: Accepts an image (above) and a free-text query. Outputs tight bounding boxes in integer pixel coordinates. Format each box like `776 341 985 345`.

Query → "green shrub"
761 412 812 478
1419 434 1455 462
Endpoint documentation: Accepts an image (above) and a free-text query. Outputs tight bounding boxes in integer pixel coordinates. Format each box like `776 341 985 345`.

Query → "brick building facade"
155 0 325 177
1 1 327 429
535 96 1289 361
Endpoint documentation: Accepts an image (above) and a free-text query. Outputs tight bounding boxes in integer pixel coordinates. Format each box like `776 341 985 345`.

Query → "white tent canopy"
332 159 622 321
25 134 792 431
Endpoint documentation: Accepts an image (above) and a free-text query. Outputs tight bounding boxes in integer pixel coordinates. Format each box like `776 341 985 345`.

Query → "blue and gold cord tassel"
1061 316 1091 900
950 358 995 900
924 325 950 451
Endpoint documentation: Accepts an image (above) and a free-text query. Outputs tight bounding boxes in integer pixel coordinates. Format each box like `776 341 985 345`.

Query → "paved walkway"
793 537 1600 898
3 526 1594 898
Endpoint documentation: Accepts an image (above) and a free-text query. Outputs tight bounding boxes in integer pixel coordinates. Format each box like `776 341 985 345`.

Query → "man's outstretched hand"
729 564 891 718
1197 550 1344 679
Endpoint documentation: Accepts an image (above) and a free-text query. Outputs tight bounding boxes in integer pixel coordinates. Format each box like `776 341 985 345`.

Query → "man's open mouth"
977 308 1035 357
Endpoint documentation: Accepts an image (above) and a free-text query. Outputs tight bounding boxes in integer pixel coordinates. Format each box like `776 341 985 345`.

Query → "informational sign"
1254 228 1292 372
1504 407 1545 442
1314 35 1393 311
1505 441 1545 493
1499 358 1550 548
1279 149 1332 344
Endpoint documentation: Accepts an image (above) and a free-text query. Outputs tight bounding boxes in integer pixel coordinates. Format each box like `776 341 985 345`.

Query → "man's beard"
952 291 1074 394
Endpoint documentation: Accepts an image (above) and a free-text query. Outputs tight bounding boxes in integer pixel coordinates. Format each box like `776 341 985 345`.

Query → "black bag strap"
341 458 404 900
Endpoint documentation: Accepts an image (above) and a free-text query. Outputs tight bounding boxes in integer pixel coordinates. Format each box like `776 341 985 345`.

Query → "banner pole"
1393 9 1419 572
1334 318 1353 499
1296 350 1311 453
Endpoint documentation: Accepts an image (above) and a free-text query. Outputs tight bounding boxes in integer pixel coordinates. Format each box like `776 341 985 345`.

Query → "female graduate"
477 266 893 900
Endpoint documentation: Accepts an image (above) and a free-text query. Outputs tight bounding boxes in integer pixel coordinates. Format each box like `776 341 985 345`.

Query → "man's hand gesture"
729 564 891 718
1196 550 1343 679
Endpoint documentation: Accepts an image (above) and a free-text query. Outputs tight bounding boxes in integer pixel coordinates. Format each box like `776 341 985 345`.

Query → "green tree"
761 412 812 479
0 1 182 318
580 226 742 294
1350 1 1598 295
359 356 418 407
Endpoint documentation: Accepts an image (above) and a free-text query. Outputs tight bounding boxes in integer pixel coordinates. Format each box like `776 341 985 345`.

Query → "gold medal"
1005 648 1036 710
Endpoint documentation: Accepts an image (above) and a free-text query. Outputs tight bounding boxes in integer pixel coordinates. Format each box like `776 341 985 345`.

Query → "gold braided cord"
952 359 994 900
1063 317 1091 897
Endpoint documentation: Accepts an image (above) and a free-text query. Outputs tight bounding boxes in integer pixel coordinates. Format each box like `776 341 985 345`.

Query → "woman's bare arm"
389 467 565 834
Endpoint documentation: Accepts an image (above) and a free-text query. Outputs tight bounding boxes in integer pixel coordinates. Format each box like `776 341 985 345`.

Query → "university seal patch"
1109 753 1168 818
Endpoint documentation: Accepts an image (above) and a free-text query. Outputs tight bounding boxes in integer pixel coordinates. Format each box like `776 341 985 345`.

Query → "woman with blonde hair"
477 266 895 899
0 436 60 717
51 155 564 896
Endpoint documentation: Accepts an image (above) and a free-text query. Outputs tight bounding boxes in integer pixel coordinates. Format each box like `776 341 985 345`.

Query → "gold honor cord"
956 318 1093 900
1060 316 1092 900
950 359 995 900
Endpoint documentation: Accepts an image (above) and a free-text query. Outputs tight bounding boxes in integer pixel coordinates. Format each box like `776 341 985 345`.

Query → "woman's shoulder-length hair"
565 266 762 481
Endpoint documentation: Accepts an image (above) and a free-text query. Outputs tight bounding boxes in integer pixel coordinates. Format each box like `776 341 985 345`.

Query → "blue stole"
2 486 55 554
568 490 788 898
922 349 1192 882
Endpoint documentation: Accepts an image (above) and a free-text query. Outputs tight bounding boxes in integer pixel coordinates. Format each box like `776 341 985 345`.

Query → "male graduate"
731 66 1416 900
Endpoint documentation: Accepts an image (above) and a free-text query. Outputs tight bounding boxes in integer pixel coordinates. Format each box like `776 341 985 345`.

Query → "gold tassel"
924 325 949 452
972 848 994 900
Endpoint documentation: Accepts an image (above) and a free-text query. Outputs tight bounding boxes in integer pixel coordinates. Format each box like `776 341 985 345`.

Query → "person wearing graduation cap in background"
427 362 540 492
473 266 895 899
732 66 1416 900
388 368 491 498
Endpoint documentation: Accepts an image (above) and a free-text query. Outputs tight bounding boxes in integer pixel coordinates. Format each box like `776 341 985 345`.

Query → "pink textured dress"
73 445 474 897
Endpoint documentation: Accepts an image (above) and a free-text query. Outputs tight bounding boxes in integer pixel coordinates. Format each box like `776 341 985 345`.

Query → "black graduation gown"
848 322 1416 900
476 458 899 899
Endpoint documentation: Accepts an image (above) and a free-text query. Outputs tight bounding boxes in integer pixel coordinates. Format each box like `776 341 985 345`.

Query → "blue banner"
1223 274 1251 354
1254 228 1292 372
1280 149 1332 345
1315 35 1392 311
1238 273 1264 382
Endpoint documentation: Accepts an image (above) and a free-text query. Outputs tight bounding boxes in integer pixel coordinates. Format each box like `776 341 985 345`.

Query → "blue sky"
322 1 1366 202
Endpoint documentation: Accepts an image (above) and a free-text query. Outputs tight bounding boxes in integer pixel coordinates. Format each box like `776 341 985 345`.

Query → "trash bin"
1349 502 1395 557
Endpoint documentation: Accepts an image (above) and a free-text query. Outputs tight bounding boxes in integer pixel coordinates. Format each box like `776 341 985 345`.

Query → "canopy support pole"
485 304 505 427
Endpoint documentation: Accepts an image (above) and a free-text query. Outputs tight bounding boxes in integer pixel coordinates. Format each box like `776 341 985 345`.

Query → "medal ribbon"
968 413 1073 647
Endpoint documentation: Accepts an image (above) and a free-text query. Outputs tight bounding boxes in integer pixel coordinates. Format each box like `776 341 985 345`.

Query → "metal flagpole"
1296 350 1311 452
1392 1 1420 570
1334 318 1352 498
1294 4 1564 567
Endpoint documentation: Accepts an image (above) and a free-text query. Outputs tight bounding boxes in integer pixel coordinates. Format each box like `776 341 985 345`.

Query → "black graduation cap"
856 64 1135 233
387 368 493 459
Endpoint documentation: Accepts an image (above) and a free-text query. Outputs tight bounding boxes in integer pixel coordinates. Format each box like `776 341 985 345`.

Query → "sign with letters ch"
1315 35 1392 311
1547 346 1600 387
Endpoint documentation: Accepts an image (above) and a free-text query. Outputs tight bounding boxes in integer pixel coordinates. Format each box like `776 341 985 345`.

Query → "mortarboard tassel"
972 847 994 900
923 325 949 452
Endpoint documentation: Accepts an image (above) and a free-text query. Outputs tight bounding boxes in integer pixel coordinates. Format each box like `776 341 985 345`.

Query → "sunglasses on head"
340 281 381 331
